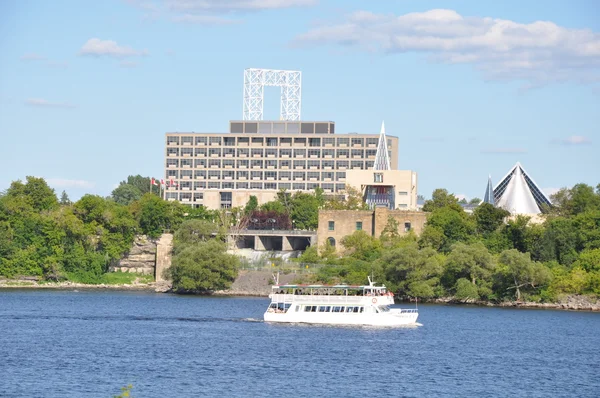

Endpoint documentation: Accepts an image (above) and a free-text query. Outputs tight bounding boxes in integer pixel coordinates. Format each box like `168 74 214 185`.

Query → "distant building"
317 207 427 252
487 162 551 216
164 120 418 211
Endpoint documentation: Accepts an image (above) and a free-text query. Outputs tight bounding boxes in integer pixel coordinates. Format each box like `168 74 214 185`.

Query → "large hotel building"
164 120 417 210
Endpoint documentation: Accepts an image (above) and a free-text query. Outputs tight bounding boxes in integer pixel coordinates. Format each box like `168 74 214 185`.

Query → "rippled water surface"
1 290 599 397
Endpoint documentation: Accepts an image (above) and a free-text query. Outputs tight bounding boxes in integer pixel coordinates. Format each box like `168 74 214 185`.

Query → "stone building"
317 207 427 253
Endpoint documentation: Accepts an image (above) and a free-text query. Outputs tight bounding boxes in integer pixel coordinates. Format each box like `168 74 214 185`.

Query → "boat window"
332 306 342 313
346 306 354 313
304 306 317 312
269 303 277 309
360 307 364 313
295 306 300 312
353 307 360 313
378 306 390 312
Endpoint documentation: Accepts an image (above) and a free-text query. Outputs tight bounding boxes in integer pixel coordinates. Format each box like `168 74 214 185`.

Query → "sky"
0 0 599 202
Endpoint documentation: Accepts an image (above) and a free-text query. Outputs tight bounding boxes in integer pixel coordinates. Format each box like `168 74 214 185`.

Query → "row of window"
327 221 411 232
167 148 382 157
168 171 346 180
165 182 346 198
303 305 364 313
166 159 377 170
167 136 392 148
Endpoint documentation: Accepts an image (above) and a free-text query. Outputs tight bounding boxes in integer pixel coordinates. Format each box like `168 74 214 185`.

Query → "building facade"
317 207 428 253
164 120 401 210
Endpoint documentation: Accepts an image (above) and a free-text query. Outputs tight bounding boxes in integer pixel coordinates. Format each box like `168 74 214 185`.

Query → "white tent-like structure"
493 162 551 215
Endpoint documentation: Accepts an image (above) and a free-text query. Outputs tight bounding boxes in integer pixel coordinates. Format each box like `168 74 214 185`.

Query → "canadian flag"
151 178 159 186
169 178 178 187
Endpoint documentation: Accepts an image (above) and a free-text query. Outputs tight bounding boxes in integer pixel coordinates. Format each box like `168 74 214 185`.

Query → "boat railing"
269 294 392 304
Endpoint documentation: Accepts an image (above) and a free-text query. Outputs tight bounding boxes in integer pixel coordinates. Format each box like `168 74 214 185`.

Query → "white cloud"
25 98 76 109
171 14 239 24
125 0 316 24
481 147 527 154
46 179 95 189
20 53 46 61
556 135 592 145
79 38 148 58
294 9 600 86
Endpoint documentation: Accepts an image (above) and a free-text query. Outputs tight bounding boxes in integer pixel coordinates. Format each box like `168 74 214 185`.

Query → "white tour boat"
263 278 418 326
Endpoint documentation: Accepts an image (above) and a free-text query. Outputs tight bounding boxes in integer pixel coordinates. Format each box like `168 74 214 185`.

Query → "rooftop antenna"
243 68 302 121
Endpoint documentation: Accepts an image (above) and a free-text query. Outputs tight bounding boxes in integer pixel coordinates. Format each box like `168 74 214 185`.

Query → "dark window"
356 221 362 231
405 222 411 232
328 221 334 231
230 123 243 133
245 122 257 133
327 237 336 247
301 122 314 134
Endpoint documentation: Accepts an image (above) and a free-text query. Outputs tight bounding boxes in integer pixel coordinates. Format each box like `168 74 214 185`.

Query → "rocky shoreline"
2 275 598 312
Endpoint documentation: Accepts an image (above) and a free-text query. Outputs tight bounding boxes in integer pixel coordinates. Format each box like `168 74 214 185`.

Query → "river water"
0 290 598 398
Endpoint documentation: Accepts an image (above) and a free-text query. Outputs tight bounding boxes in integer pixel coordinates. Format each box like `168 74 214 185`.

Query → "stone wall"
317 208 428 253
110 235 157 275
155 234 173 282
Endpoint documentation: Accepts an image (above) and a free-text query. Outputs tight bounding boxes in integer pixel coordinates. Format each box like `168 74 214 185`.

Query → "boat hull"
264 310 418 326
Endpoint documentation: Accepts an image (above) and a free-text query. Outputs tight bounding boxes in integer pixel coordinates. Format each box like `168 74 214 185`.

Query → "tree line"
0 176 218 283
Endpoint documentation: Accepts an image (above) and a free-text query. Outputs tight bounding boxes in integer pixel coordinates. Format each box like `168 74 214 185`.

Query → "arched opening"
327 237 336 247
404 222 411 232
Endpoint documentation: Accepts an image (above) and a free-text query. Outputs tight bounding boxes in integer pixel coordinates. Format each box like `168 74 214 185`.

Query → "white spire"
373 120 391 171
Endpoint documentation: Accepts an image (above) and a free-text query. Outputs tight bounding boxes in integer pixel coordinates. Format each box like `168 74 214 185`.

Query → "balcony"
168 153 177 157
182 154 191 157
225 153 234 157
209 176 219 180
168 164 177 168
167 142 178 146
182 142 192 146
183 176 191 180
210 153 219 158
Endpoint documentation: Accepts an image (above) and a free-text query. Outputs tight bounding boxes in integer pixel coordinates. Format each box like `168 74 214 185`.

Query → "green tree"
454 278 480 301
419 207 475 252
244 195 258 215
422 189 463 212
289 190 323 230
112 184 143 205
379 243 443 298
169 240 239 293
496 249 552 301
173 219 218 249
469 197 482 205
59 190 71 205
323 186 368 210
473 203 509 235
340 230 382 261
443 242 496 299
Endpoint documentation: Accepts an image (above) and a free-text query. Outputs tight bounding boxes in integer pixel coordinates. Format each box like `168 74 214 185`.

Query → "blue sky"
0 0 598 201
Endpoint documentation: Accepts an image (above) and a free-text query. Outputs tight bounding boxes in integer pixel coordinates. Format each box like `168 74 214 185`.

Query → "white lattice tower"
243 68 302 121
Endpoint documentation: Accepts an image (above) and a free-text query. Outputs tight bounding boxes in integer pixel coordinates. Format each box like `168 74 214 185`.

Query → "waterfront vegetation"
0 176 215 284
1 175 599 303
296 185 600 303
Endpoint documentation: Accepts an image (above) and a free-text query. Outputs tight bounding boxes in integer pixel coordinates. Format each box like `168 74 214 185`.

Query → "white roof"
494 162 551 215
